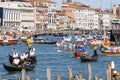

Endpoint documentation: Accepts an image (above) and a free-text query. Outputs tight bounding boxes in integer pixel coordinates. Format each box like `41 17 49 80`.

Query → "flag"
76 45 87 52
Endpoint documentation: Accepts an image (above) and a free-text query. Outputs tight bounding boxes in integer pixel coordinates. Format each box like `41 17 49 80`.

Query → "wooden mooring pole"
21 69 26 80
79 72 82 80
56 73 62 80
94 75 99 80
47 67 51 80
106 62 112 80
27 76 30 80
88 64 92 80
3 62 119 80
68 67 73 80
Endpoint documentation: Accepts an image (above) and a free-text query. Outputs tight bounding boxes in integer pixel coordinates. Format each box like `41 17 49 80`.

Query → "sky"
53 0 120 10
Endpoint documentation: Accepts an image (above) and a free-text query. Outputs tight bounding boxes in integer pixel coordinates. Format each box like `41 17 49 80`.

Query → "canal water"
0 36 120 80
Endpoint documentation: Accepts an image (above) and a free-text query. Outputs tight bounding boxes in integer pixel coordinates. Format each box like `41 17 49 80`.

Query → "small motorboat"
33 36 56 44
34 41 56 44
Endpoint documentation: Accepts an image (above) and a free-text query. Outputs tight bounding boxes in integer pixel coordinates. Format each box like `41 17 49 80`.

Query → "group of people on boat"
101 32 119 53
56 37 76 50
74 38 88 57
11 47 36 67
74 38 98 59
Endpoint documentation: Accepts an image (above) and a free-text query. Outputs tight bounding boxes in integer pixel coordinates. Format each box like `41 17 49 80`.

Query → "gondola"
80 55 98 62
4 55 36 72
80 49 98 62
3 63 36 72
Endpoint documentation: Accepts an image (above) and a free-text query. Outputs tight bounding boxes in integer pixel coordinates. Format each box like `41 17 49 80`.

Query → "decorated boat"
101 47 120 56
101 50 120 56
89 39 102 48
0 36 4 45
0 38 3 44
0 30 19 46
0 38 18 46
0 34 19 46
8 39 18 45
101 30 120 56
74 40 87 57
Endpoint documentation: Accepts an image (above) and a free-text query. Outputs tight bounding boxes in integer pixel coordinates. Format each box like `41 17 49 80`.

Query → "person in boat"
74 42 87 57
82 51 91 59
28 43 32 51
22 58 31 67
92 46 98 57
12 48 19 58
68 42 73 50
63 42 67 50
109 30 116 45
75 41 84 50
20 52 28 63
29 47 35 57
46 38 49 42
12 48 16 53
12 57 20 67
102 36 110 48
74 50 83 57
80 44 92 58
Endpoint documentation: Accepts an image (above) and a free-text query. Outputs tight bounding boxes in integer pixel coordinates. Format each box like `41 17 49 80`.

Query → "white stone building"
19 2 34 32
39 1 56 29
0 2 34 32
0 2 21 30
99 12 116 30
73 7 99 30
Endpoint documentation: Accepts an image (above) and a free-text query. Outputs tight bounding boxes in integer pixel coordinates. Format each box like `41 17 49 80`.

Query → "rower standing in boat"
12 48 19 58
29 47 35 57
20 52 28 63
92 46 98 57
